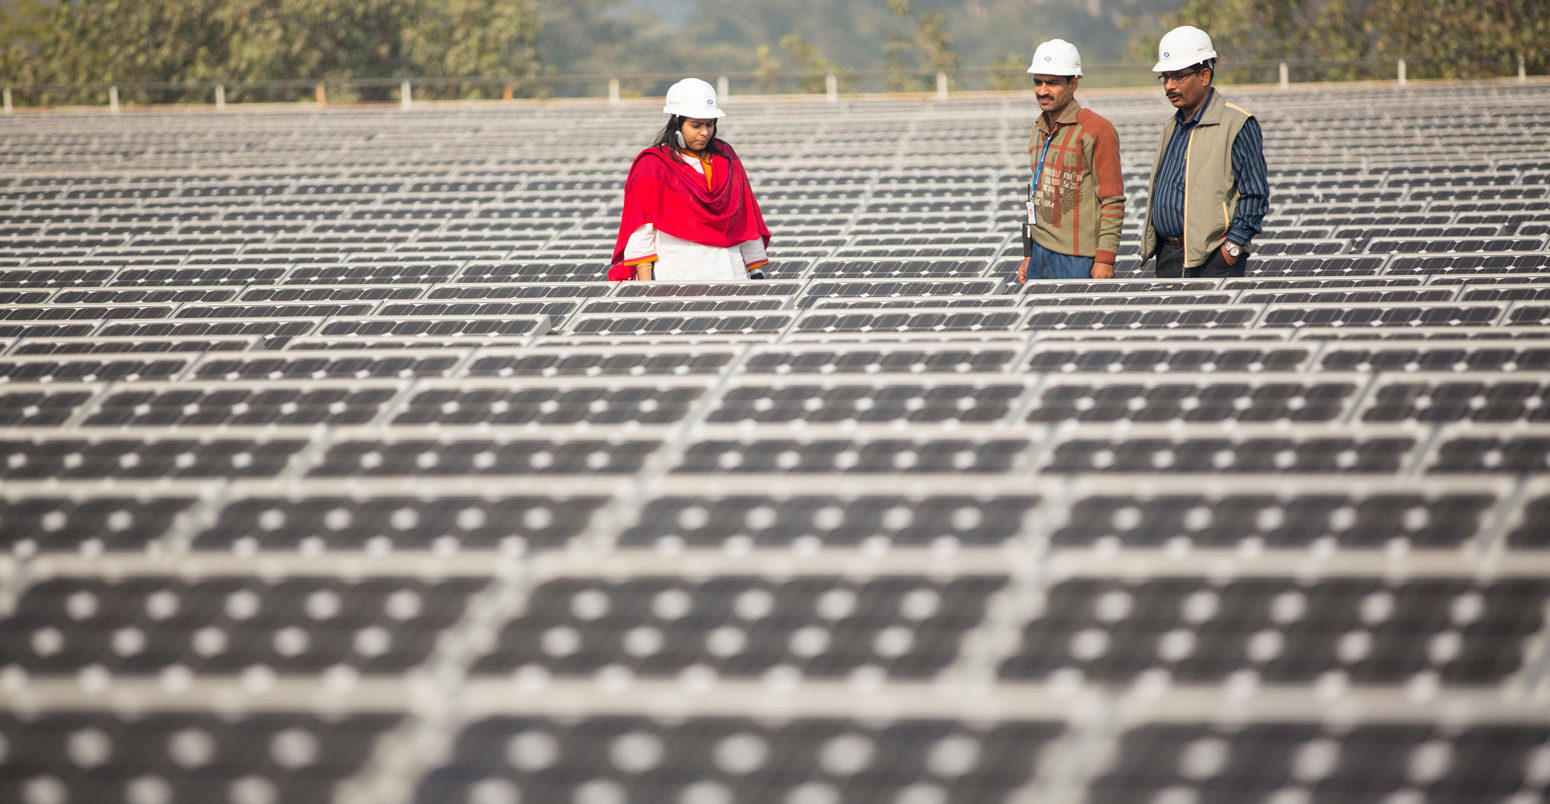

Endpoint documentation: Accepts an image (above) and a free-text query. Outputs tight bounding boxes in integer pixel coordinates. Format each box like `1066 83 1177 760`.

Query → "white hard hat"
662 77 725 119
1028 39 1082 78
1153 26 1217 72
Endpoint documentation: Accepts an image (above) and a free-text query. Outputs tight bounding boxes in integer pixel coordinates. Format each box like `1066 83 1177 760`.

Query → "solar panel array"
3 80 1550 803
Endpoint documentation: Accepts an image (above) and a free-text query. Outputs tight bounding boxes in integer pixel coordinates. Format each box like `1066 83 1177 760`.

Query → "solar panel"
565 311 797 340
4 82 1549 804
4 575 487 673
1027 342 1313 374
1047 477 1505 548
1024 304 1257 333
196 491 611 552
1000 575 1546 683
419 716 1064 803
1027 373 1362 424
0 712 403 803
1042 425 1421 474
675 435 1032 474
1259 302 1504 329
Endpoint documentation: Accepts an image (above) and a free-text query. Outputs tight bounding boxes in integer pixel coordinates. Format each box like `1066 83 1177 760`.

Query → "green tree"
0 0 540 104
1148 0 1548 81
882 0 959 91
778 31 841 93
990 53 1026 92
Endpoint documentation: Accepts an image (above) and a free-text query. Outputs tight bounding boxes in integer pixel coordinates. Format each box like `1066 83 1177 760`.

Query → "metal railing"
1 56 1536 113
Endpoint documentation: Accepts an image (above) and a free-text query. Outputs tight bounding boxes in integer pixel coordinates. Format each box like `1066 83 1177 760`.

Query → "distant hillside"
544 0 1183 76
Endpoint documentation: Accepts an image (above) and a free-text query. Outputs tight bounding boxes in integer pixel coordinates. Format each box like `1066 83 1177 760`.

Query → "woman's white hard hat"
662 77 726 119
1153 26 1217 72
1028 39 1083 78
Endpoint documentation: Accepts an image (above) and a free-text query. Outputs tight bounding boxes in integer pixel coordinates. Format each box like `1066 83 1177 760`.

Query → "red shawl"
608 143 771 280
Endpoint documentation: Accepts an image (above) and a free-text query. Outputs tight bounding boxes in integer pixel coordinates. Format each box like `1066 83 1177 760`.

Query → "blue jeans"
1029 240 1094 280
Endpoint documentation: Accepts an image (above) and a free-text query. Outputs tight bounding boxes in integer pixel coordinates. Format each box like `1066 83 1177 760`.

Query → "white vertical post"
109 85 119 113
400 79 411 110
3 88 11 114
716 75 729 101
935 71 948 100
1397 59 1407 87
608 78 620 105
1520 54 1528 82
826 73 838 102
1278 62 1289 90
215 84 225 110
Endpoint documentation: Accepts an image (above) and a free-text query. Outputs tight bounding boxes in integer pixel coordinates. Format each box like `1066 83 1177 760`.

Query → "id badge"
1026 200 1037 226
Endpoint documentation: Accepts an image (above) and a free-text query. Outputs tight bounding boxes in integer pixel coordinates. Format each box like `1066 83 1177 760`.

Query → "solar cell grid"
2 576 487 674
419 716 1063 804
395 379 709 427
1028 374 1362 424
1048 479 1503 549
1024 304 1257 333
197 493 610 552
1259 302 1504 329
470 575 1007 677
710 378 1027 425
618 492 1041 548
1043 426 1421 475
0 713 401 804
1089 722 1550 802
1426 426 1550 474
577 296 789 316
1026 343 1311 374
675 435 1031 474
1386 251 1550 274
744 344 1017 376
310 436 662 477
566 310 796 340
3 81 1550 804
315 314 549 341
0 436 309 479
10 336 261 355
999 576 1548 684
808 258 990 279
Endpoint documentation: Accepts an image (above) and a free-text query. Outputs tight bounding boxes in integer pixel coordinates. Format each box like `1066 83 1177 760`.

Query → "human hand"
1091 261 1114 279
1017 257 1030 284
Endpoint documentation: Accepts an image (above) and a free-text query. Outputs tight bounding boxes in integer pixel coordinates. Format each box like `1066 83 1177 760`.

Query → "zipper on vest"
1181 126 1195 276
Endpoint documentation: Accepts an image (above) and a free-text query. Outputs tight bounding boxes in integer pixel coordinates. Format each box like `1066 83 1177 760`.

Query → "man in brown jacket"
1017 39 1125 283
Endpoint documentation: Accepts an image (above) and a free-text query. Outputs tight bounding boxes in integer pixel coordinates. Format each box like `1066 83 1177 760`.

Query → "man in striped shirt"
1140 26 1270 278
1017 39 1125 283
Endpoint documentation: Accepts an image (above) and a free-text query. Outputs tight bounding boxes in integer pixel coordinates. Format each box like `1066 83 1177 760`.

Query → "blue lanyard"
1032 127 1057 196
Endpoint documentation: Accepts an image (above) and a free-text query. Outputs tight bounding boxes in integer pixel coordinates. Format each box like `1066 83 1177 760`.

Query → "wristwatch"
1224 243 1242 259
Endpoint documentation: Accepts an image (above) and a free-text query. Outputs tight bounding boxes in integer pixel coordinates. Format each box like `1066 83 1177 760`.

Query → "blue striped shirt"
1150 90 1269 246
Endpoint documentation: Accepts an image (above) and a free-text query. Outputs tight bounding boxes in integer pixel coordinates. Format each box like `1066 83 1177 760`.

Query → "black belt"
1162 236 1185 248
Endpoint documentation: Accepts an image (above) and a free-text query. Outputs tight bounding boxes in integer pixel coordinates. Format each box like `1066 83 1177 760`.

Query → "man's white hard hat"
1153 26 1217 72
662 77 726 119
1028 39 1083 78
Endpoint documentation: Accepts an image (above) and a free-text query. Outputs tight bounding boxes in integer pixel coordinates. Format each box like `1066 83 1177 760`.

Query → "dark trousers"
1154 240 1247 279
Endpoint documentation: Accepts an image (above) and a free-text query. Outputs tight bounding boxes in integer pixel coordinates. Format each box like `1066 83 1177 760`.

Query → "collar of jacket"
1173 87 1224 128
1037 98 1083 134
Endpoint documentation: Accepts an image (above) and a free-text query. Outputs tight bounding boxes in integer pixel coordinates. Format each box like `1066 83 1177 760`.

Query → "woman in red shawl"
609 78 771 282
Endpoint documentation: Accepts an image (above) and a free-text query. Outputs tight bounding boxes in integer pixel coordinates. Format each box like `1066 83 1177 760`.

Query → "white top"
621 149 768 282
